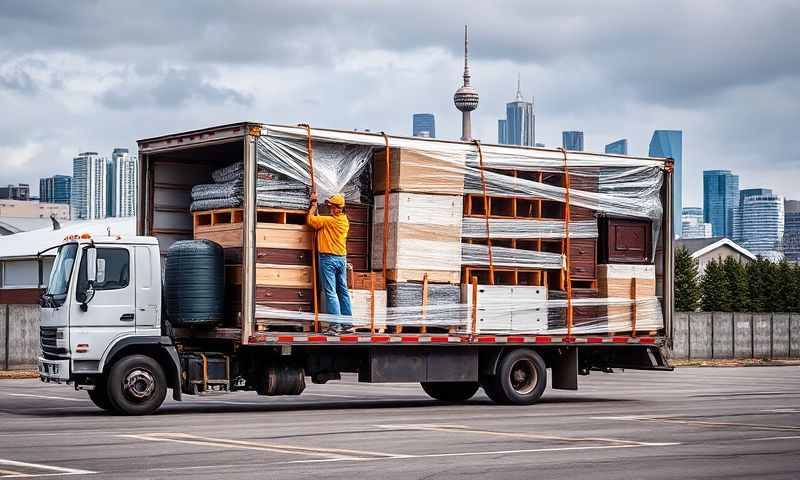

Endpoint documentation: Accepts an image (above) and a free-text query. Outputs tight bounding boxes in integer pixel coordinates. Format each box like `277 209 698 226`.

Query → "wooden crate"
373 148 465 195
349 271 386 290
597 264 657 332
385 269 460 284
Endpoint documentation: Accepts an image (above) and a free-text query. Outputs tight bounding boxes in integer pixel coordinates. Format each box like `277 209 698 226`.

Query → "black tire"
480 378 509 403
106 354 167 415
421 381 480 402
87 380 113 411
485 349 547 405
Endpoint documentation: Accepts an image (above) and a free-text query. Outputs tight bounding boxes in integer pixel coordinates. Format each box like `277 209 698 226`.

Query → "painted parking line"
3 393 86 403
591 415 800 432
374 424 679 447
0 459 94 477
119 432 406 461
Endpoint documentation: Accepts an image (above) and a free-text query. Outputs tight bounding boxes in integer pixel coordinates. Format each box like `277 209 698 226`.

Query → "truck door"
134 245 160 334
70 246 136 355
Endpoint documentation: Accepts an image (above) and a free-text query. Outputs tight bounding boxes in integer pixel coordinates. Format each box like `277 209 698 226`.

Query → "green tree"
790 263 800 313
723 256 749 312
674 246 700 311
771 260 794 312
746 258 771 312
700 258 730 311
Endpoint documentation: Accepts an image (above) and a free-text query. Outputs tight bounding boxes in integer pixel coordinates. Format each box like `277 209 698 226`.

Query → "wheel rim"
123 368 155 402
509 359 537 395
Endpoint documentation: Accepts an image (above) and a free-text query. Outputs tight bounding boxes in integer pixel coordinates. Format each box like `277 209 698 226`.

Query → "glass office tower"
703 169 739 238
649 130 682 235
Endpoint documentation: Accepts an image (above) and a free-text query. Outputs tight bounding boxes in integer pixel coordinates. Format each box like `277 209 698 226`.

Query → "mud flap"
551 347 578 390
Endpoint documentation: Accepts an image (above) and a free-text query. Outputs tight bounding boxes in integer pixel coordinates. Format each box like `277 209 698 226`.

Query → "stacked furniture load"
372 148 464 332
185 125 668 336
192 160 376 332
462 164 602 334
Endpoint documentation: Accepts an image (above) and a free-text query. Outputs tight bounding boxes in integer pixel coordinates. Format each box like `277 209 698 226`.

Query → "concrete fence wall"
1 304 40 370
673 312 800 360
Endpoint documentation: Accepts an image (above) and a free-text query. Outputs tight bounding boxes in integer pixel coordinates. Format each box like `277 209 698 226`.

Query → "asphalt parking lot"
0 366 798 479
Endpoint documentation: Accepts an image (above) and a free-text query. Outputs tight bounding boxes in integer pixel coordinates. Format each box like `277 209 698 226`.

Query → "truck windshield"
44 243 78 306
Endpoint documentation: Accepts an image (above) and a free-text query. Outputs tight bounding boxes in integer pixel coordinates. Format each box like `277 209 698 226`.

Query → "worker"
307 192 352 333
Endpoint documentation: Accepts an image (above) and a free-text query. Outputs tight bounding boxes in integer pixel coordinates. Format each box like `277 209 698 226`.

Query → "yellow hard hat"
326 193 345 207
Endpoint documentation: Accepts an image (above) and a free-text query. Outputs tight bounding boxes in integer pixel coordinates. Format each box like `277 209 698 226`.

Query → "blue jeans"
318 254 352 324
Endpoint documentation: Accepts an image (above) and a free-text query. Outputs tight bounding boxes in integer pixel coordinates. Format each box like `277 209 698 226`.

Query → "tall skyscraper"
784 199 800 262
111 148 137 217
498 76 535 146
497 119 507 144
649 130 682 235
453 25 479 141
412 113 436 138
0 183 30 200
681 207 712 239
733 189 784 260
703 170 739 237
71 152 107 220
39 175 72 205
605 139 628 155
562 131 584 151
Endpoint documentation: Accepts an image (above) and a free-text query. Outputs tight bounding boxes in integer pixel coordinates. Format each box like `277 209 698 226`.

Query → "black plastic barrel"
164 239 225 327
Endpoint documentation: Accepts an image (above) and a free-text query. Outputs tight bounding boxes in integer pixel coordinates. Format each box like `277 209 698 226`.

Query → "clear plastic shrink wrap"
247 125 668 335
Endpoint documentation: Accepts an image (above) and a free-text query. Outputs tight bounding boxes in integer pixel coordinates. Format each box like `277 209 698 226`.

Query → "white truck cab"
39 234 182 414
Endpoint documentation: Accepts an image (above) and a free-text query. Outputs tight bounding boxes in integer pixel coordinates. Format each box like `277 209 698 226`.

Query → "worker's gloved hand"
347 263 354 271
310 192 318 204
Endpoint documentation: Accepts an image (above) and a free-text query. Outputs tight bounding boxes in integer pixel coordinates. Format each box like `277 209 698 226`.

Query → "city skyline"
649 130 682 235
0 4 798 207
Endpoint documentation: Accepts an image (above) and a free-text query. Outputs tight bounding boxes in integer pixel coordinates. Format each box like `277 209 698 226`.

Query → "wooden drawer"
346 238 369 256
256 224 313 250
569 206 596 220
256 264 313 288
569 239 596 280
255 286 313 302
256 247 312 266
599 218 652 264
348 222 369 239
256 301 313 313
346 205 370 223
547 288 607 330
347 254 369 272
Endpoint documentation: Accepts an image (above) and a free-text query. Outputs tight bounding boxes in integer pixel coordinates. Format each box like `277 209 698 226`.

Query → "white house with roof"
674 237 757 275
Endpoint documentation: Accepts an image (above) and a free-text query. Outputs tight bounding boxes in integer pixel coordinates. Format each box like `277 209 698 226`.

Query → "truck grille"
40 327 68 359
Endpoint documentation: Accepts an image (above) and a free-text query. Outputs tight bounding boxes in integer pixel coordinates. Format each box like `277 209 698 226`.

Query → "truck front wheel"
87 379 113 411
421 382 479 402
483 349 547 405
107 354 167 415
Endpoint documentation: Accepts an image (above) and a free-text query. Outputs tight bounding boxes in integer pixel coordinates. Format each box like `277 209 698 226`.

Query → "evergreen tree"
746 258 771 312
772 260 794 312
674 246 700 311
723 256 749 312
790 263 800 313
700 259 730 311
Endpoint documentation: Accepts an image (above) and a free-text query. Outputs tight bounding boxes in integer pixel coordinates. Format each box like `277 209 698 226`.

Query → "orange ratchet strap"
558 148 574 337
474 140 495 284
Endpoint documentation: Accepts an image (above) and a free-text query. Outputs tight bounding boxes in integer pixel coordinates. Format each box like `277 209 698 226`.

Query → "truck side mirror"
86 247 97 284
81 247 98 312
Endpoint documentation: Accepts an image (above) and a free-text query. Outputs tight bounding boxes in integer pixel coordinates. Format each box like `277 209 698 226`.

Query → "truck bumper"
38 357 70 383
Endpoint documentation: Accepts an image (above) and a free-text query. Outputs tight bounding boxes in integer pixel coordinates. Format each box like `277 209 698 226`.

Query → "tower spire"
516 73 523 101
453 24 479 141
463 25 471 86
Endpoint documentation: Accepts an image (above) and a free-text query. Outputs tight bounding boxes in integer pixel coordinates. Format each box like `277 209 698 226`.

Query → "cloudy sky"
0 1 798 207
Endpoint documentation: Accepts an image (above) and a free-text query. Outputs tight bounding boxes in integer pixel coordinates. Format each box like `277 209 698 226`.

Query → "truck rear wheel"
107 354 167 415
87 379 113 411
420 382 479 402
483 349 547 405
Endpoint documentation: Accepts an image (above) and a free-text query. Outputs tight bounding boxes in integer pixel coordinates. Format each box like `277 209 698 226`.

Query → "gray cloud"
99 67 252 110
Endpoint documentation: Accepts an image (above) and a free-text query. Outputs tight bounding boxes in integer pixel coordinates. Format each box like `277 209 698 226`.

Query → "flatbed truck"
38 122 673 415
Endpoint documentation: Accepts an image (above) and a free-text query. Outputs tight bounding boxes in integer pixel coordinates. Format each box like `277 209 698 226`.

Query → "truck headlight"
56 328 66 349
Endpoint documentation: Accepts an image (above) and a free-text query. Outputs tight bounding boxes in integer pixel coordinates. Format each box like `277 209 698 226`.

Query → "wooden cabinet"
569 239 596 280
598 218 652 264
